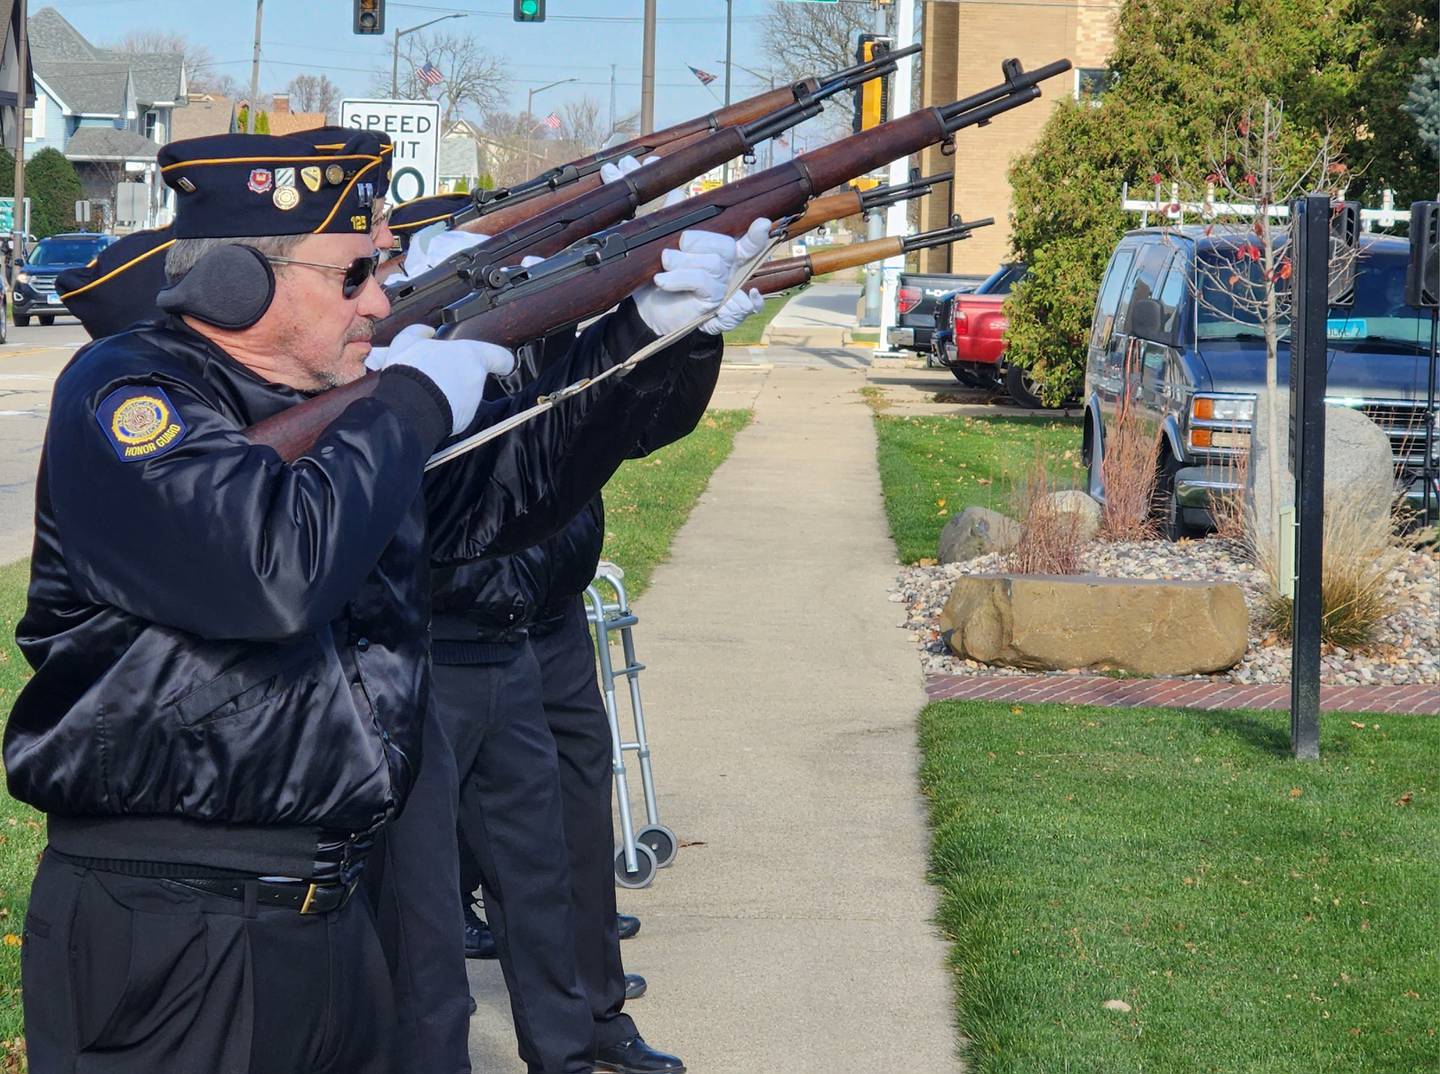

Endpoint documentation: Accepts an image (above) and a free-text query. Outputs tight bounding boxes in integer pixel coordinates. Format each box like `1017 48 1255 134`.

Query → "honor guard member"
383 178 766 1073
4 129 715 1074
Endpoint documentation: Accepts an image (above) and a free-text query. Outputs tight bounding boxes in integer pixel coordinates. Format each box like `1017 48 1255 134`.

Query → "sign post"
339 98 441 204
1288 194 1330 761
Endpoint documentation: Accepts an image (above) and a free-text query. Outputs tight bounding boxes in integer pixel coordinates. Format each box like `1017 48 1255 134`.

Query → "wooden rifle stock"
782 191 864 238
750 237 906 296
248 59 1067 460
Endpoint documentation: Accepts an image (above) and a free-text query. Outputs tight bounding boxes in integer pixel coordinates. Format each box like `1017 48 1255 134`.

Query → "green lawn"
721 294 791 347
0 408 751 1059
873 413 1082 563
921 701 1439 1073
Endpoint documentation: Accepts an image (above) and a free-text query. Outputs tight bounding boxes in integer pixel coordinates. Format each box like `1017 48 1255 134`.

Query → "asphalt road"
0 317 87 564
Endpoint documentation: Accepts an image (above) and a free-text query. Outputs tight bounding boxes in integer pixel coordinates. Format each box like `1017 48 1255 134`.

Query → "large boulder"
938 506 1021 564
1045 489 1102 542
940 573 1249 675
1246 389 1395 560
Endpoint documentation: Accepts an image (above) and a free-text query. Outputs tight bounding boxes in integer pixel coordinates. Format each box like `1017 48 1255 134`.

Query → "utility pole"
878 0 917 349
721 0 734 181
640 0 657 134
9 0 28 296
247 0 264 133
392 14 466 99
861 0 889 327
609 64 618 140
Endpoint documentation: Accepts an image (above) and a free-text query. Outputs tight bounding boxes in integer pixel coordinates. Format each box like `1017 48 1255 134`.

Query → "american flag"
688 66 717 86
542 112 561 130
416 60 444 86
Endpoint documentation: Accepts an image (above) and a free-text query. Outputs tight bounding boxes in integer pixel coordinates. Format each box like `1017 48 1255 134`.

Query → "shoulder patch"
95 386 189 462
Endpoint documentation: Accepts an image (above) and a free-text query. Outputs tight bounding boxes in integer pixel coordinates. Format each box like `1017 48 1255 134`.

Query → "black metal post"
1289 194 1329 761
1425 306 1439 520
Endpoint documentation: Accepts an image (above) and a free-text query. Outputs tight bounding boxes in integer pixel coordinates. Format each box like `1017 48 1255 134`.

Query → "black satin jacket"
427 328 724 652
5 302 676 873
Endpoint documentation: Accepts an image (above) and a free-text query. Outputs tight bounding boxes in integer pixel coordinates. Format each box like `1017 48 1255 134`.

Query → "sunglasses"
266 252 382 299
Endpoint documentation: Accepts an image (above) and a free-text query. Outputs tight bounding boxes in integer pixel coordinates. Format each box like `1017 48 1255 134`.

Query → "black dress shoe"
593 1035 685 1074
463 905 497 960
616 913 641 940
623 972 647 1000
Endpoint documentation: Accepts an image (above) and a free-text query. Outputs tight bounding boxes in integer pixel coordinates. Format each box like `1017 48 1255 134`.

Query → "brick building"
916 0 1115 274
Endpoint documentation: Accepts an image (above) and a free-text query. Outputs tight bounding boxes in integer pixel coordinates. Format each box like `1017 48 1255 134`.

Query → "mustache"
345 318 378 344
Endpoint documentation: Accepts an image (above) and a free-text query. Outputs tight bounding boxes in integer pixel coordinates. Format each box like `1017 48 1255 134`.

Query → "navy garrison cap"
388 193 472 248
57 226 173 339
159 127 394 239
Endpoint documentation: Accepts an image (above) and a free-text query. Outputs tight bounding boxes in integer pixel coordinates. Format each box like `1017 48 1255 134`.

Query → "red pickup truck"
932 263 1046 407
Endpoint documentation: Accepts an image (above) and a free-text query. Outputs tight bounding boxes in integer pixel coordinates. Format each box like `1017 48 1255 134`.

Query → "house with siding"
0 0 36 150
24 6 186 229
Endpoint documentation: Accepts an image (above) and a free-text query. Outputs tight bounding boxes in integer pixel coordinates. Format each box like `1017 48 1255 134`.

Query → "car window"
976 263 1027 295
1196 245 1427 350
28 239 105 266
1089 247 1136 350
1142 342 1167 386
1116 243 1174 336
1155 255 1187 337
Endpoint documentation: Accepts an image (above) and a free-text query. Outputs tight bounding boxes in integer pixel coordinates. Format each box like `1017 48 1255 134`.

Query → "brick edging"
924 674 1440 715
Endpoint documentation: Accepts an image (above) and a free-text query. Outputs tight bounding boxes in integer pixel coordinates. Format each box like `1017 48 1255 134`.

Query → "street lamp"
392 13 467 98
527 77 578 121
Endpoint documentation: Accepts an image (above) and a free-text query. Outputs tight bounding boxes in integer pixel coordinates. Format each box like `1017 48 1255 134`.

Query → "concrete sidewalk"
467 365 960 1071
762 281 862 347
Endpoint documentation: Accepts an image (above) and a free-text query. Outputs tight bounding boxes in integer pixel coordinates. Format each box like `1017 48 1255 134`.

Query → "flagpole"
722 0 733 183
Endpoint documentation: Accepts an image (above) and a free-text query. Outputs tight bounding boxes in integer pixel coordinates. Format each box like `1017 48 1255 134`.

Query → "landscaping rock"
939 573 1248 675
1045 489 1102 542
938 506 1021 564
1247 389 1395 559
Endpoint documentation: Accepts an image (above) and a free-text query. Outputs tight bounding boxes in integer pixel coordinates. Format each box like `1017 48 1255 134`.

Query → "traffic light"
514 0 546 22
353 0 384 35
852 34 891 134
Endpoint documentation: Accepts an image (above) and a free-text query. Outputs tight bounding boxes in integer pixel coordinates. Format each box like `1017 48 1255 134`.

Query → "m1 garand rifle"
373 75 913 344
750 214 994 295
777 167 951 239
247 58 1071 459
448 43 922 235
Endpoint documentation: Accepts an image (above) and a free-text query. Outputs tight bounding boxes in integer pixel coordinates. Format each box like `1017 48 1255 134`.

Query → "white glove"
366 324 516 436
601 155 686 210
398 227 489 281
701 287 765 335
633 218 772 337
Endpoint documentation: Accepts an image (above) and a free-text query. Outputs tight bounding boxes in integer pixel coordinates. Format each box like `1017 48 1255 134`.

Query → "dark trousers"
435 646 594 1074
21 850 395 1074
530 596 637 1050
367 703 472 1074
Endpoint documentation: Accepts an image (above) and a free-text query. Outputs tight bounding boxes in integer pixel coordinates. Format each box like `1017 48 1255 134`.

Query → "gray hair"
164 234 307 284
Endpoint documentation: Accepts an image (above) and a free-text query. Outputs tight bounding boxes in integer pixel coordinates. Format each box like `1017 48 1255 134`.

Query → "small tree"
1402 56 1440 164
24 148 83 238
1177 101 1352 576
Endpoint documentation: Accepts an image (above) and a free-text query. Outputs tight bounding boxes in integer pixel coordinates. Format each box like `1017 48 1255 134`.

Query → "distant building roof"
29 7 184 110
64 125 160 161
27 6 105 62
35 60 131 115
266 110 326 137
170 93 234 142
102 50 185 107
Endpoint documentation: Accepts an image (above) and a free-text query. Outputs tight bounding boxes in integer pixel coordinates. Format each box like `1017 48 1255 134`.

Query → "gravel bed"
892 537 1440 685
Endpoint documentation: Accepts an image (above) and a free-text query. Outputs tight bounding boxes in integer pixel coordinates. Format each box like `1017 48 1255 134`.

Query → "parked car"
886 269 986 357
1082 225 1431 538
12 232 115 326
932 262 1039 402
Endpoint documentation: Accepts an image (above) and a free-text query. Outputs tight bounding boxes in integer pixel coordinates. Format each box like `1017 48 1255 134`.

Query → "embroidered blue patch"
95 386 189 462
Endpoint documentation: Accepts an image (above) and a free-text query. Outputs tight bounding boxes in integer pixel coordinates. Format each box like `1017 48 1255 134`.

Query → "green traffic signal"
514 0 545 21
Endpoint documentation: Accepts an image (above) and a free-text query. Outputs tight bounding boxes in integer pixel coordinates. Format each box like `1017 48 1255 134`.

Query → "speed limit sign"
339 99 440 205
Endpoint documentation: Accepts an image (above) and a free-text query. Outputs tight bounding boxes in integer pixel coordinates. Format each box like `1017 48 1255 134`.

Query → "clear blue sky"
47 0 794 129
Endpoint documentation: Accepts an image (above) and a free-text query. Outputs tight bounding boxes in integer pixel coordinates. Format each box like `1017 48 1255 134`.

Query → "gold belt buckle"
299 882 321 914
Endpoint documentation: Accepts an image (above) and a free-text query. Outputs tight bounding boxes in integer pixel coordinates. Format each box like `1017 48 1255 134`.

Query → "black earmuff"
156 244 277 330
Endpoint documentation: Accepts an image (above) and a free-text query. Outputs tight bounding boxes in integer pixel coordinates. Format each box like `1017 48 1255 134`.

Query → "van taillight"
897 286 921 315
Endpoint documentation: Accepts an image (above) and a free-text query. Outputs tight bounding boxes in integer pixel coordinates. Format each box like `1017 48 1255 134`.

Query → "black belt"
169 875 359 915
49 850 360 915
